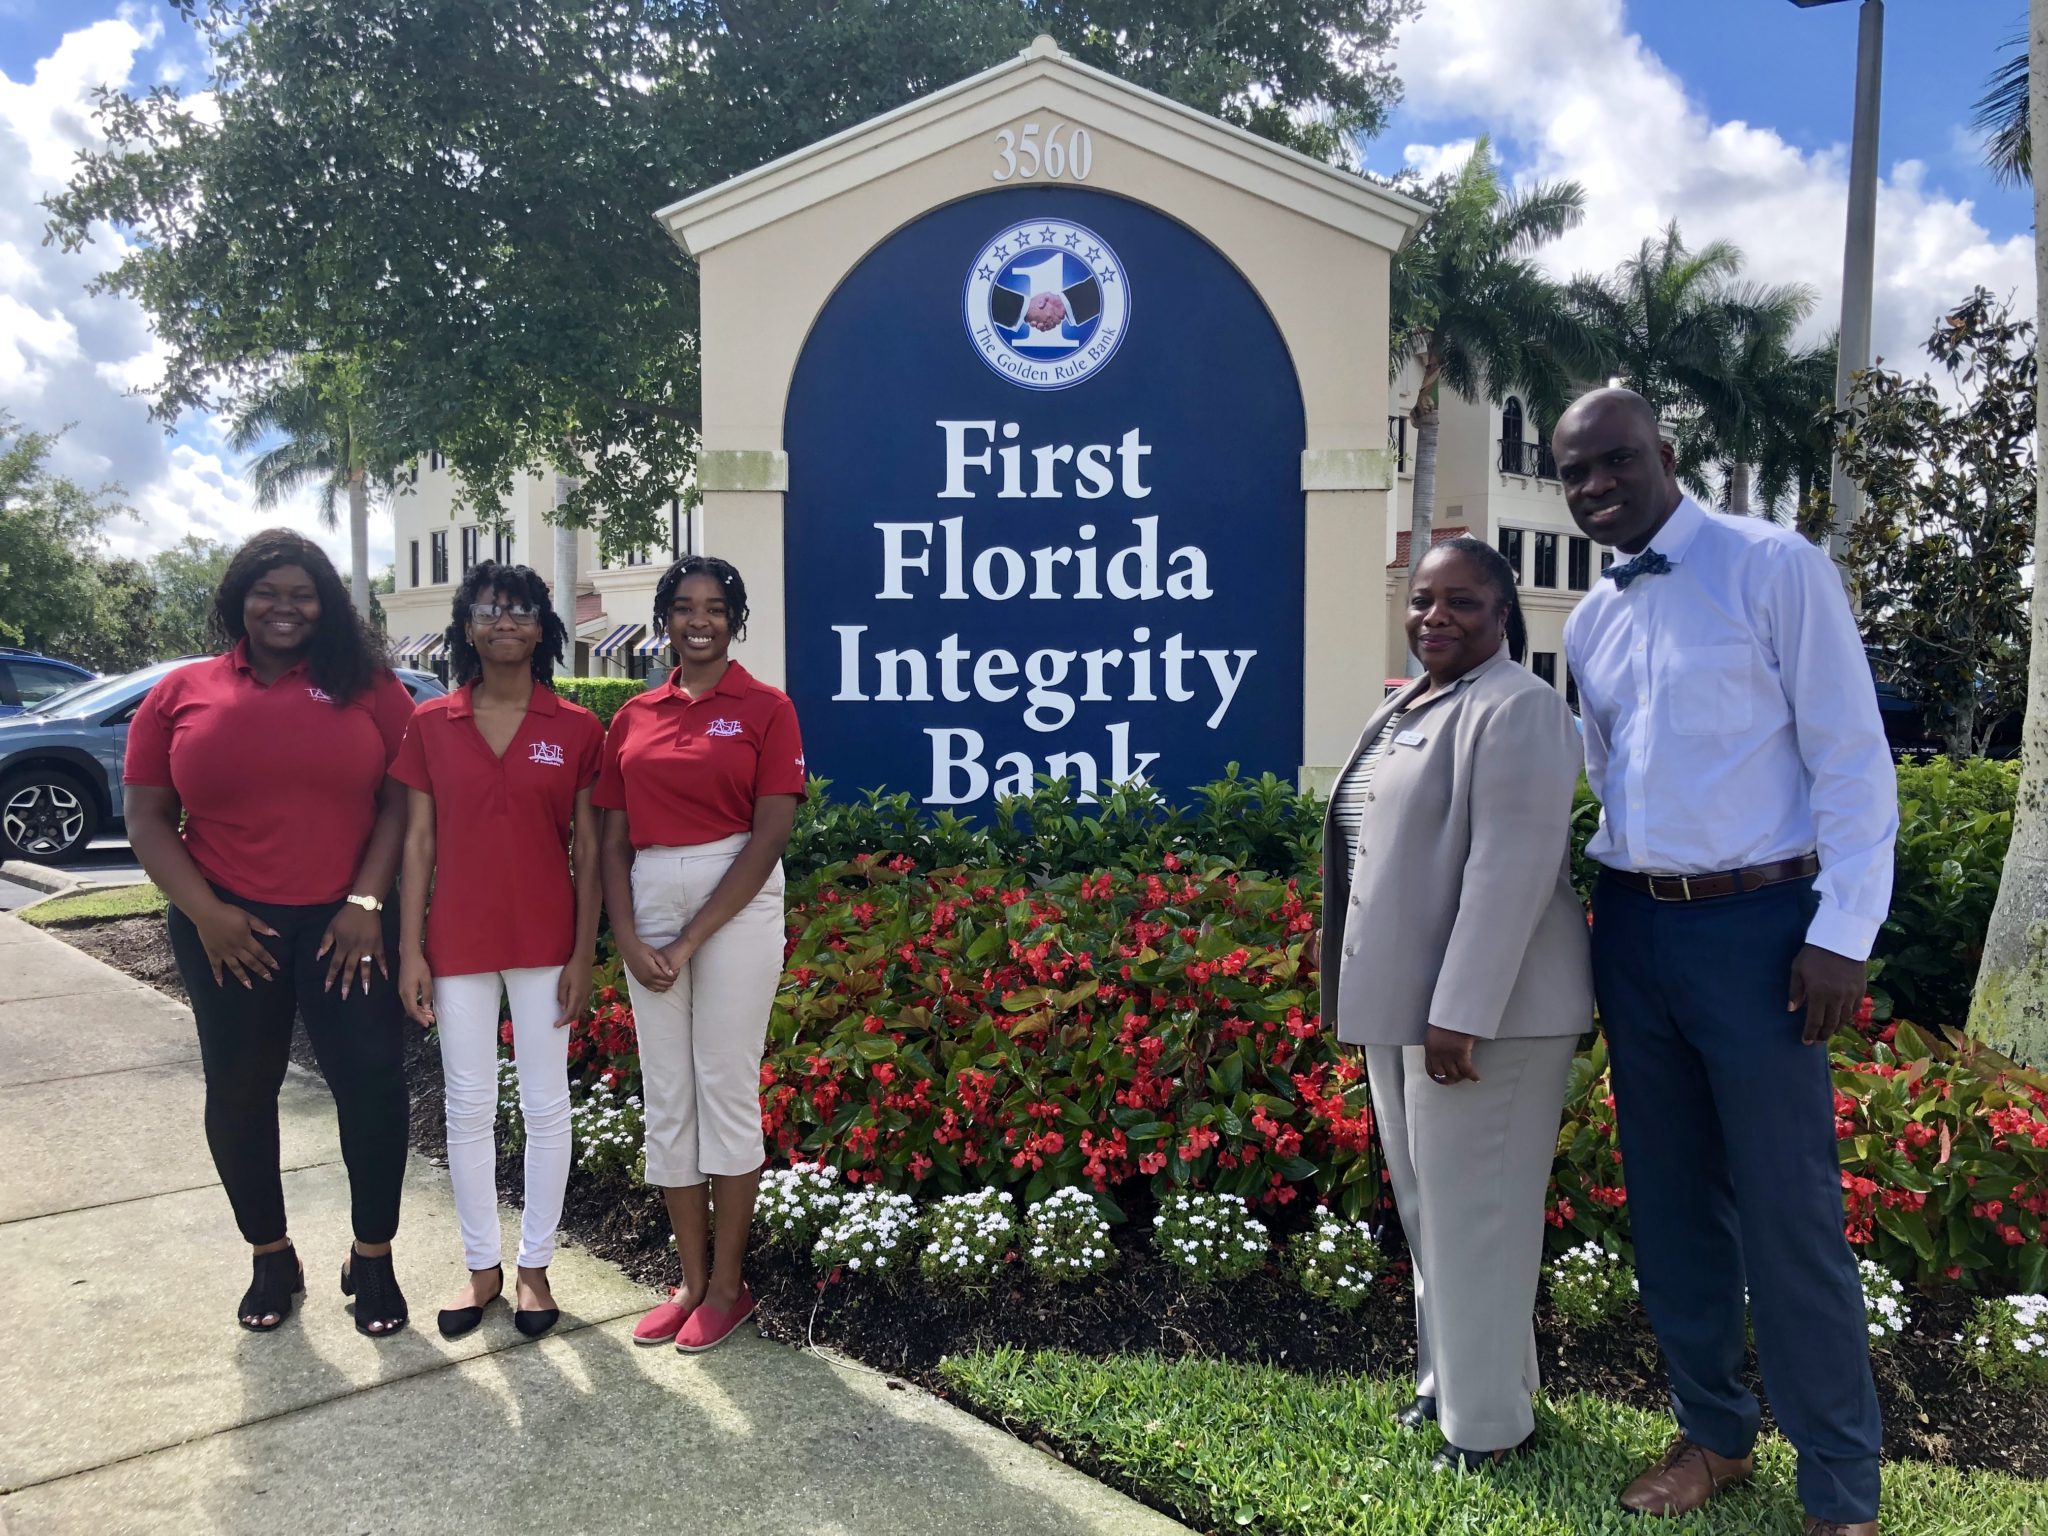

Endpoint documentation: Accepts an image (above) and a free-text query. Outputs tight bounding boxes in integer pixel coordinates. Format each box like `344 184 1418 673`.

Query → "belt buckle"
1651 874 1692 903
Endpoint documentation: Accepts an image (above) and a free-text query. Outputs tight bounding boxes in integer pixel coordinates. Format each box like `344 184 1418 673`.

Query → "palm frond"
1974 31 2030 187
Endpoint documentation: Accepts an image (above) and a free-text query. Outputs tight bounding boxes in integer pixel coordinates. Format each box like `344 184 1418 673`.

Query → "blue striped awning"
388 635 414 660
414 633 448 664
633 630 669 658
592 622 642 660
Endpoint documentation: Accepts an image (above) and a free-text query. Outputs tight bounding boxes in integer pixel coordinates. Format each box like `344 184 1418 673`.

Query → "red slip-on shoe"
674 1285 755 1353
632 1288 694 1346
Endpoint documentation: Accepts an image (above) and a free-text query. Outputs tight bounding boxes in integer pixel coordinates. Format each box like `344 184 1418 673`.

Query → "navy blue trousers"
1592 872 1881 1523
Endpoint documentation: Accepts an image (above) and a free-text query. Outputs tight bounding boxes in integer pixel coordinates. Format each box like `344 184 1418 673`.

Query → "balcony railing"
1498 436 1559 480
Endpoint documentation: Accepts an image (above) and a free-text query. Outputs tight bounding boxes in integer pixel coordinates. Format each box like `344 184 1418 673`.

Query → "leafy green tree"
226 355 397 612
1390 140 1597 582
48 0 1420 554
1676 321 1838 518
0 414 130 663
1836 289 2034 761
147 535 236 657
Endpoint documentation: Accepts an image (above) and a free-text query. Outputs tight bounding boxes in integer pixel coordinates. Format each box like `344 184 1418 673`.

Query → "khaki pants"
624 835 786 1188
1366 1033 1578 1452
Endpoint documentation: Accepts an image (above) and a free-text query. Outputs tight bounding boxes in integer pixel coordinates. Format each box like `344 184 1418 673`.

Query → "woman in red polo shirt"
597 555 805 1354
124 530 415 1337
392 562 602 1340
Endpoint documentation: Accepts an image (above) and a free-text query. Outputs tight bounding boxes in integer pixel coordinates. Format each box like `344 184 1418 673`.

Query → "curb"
0 861 89 897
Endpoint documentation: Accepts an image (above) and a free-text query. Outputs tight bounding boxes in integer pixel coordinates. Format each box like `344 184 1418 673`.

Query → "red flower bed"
563 854 2048 1294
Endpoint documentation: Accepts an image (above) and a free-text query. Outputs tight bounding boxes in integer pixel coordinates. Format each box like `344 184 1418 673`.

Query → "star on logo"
1099 267 1117 285
1038 225 1057 242
993 243 1010 260
977 265 994 280
1015 228 1035 246
1062 231 1081 249
1085 245 1102 262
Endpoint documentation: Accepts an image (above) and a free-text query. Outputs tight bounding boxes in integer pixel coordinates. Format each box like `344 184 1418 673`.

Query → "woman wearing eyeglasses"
393 563 603 1339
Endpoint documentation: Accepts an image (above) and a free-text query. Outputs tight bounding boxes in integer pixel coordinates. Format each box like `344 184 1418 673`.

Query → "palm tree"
1675 310 1834 517
1391 140 1600 582
1975 25 2028 187
226 355 391 614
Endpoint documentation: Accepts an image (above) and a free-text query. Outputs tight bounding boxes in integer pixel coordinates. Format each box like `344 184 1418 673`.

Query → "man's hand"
1789 944 1867 1046
1423 1025 1481 1085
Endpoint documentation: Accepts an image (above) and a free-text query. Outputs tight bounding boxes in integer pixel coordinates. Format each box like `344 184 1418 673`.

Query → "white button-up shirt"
1564 495 1897 960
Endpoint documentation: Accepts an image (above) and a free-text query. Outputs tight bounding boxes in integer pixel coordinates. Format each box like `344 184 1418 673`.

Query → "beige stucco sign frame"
657 35 1424 789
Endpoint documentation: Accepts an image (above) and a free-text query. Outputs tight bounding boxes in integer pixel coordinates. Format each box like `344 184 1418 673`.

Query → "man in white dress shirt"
1557 390 1893 1536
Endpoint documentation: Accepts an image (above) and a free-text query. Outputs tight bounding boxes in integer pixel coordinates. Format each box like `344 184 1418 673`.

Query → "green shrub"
1876 758 2015 1024
554 676 644 725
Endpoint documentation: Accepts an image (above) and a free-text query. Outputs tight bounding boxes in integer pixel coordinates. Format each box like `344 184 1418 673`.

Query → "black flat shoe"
1432 1431 1535 1473
238 1245 304 1332
437 1266 504 1339
1394 1395 1438 1432
340 1247 410 1338
514 1307 561 1338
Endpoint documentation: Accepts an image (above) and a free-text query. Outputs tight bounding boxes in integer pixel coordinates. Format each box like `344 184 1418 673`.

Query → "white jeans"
435 967 571 1271
624 835 785 1188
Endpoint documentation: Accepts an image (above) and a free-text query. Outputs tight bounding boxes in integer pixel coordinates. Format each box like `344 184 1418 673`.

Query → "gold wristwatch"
345 894 384 914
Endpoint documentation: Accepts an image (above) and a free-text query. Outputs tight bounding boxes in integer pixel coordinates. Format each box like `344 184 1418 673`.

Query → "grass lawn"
18 882 166 927
941 1348 2047 1536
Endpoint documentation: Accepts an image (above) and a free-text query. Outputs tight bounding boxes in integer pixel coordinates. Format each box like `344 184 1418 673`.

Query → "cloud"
1386 0 2033 375
0 18 385 572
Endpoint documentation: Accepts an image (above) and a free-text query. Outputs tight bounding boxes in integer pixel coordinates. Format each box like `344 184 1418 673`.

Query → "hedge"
554 676 645 726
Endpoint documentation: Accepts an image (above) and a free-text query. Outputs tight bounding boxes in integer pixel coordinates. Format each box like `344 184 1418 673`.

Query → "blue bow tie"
1606 549 1670 590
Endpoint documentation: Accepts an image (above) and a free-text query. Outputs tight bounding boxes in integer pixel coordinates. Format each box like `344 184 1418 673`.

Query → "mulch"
47 913 2048 1480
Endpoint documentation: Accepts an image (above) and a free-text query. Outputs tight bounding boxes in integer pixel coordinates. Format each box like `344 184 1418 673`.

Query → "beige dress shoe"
1619 1437 1755 1516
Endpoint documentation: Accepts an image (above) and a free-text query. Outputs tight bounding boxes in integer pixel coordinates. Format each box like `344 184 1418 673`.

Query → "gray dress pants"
1365 1033 1579 1451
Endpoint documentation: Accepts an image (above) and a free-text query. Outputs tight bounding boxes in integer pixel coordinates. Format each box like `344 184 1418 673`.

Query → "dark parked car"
0 649 95 718
0 660 447 863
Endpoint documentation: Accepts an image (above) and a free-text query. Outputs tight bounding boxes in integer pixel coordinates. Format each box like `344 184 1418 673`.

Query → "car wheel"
0 767 101 864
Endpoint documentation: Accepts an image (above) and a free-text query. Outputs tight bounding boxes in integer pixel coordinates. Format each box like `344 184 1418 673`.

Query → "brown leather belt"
1604 854 1820 904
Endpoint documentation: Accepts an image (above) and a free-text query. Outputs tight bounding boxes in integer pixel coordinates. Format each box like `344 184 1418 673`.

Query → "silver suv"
0 659 448 863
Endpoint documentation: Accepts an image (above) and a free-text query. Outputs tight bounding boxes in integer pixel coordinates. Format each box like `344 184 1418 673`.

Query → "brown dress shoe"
1802 1518 1878 1536
1619 1437 1755 1516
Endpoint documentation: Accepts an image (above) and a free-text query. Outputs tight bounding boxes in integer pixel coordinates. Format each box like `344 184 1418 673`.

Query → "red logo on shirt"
529 741 565 766
706 718 744 738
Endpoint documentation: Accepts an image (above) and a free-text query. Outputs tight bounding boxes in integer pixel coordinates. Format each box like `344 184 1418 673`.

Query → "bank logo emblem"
963 219 1128 390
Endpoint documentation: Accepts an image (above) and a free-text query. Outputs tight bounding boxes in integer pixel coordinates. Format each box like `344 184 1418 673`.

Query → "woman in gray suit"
1309 535 1593 1471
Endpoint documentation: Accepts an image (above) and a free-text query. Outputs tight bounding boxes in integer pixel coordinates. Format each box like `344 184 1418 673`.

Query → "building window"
460 526 480 574
1499 396 1526 475
430 530 449 585
1568 536 1591 592
1531 651 1557 686
1498 527 1524 584
494 530 515 565
625 542 653 568
1533 532 1559 588
671 498 687 560
1600 549 1615 576
429 450 443 472
1387 415 1408 474
409 540 420 589
1565 670 1580 712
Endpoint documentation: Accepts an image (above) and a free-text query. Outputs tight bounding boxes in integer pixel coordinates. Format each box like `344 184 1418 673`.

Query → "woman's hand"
621 934 678 993
397 948 436 1029
554 952 595 1029
1423 1025 1481 1086
658 931 700 975
317 903 388 997
1301 928 1321 974
193 898 282 989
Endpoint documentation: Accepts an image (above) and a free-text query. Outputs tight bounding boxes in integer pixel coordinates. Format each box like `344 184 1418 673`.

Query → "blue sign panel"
784 186 1305 813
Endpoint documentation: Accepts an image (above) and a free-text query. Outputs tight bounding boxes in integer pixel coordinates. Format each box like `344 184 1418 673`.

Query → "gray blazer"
1320 650 1593 1045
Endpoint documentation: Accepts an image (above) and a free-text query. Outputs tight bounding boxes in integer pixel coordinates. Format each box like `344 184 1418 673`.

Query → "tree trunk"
1406 396 1441 678
1968 0 2048 1063
1729 461 1752 516
347 470 372 617
552 472 581 678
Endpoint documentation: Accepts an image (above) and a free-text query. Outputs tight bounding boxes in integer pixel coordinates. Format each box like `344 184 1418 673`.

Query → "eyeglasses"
470 602 541 625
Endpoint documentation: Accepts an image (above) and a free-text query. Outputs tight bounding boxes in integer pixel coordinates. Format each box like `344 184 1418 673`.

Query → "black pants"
167 888 407 1247
1592 873 1881 1524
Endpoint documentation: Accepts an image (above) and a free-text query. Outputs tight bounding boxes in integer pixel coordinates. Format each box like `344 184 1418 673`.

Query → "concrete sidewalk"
0 914 1188 1536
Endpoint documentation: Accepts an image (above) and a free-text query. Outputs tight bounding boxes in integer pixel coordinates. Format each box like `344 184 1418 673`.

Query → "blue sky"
0 0 2033 563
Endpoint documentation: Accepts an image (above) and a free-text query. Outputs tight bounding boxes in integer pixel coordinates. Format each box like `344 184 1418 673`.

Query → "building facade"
1384 366 1612 708
377 455 703 682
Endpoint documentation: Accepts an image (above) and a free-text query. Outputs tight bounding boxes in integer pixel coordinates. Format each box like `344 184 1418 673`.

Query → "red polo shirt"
389 681 603 976
593 662 806 848
123 644 415 905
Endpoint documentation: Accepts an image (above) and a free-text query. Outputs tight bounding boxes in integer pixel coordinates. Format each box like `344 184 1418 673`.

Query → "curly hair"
211 529 390 703
443 561 566 687
653 555 749 642
1416 536 1528 663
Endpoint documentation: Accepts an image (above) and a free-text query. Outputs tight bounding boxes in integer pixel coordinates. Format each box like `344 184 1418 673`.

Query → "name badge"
1394 729 1427 747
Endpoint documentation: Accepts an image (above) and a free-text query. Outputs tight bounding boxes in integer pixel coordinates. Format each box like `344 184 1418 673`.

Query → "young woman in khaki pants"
596 556 805 1353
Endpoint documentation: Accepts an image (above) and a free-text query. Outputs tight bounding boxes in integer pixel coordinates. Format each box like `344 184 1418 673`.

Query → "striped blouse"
1331 708 1406 872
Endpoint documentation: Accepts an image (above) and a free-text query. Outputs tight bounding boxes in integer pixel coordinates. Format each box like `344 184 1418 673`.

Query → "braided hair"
1421 536 1527 663
444 561 567 686
652 555 749 643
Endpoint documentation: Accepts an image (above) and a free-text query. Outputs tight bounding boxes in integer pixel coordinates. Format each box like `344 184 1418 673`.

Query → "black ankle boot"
340 1248 409 1338
238 1244 304 1332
